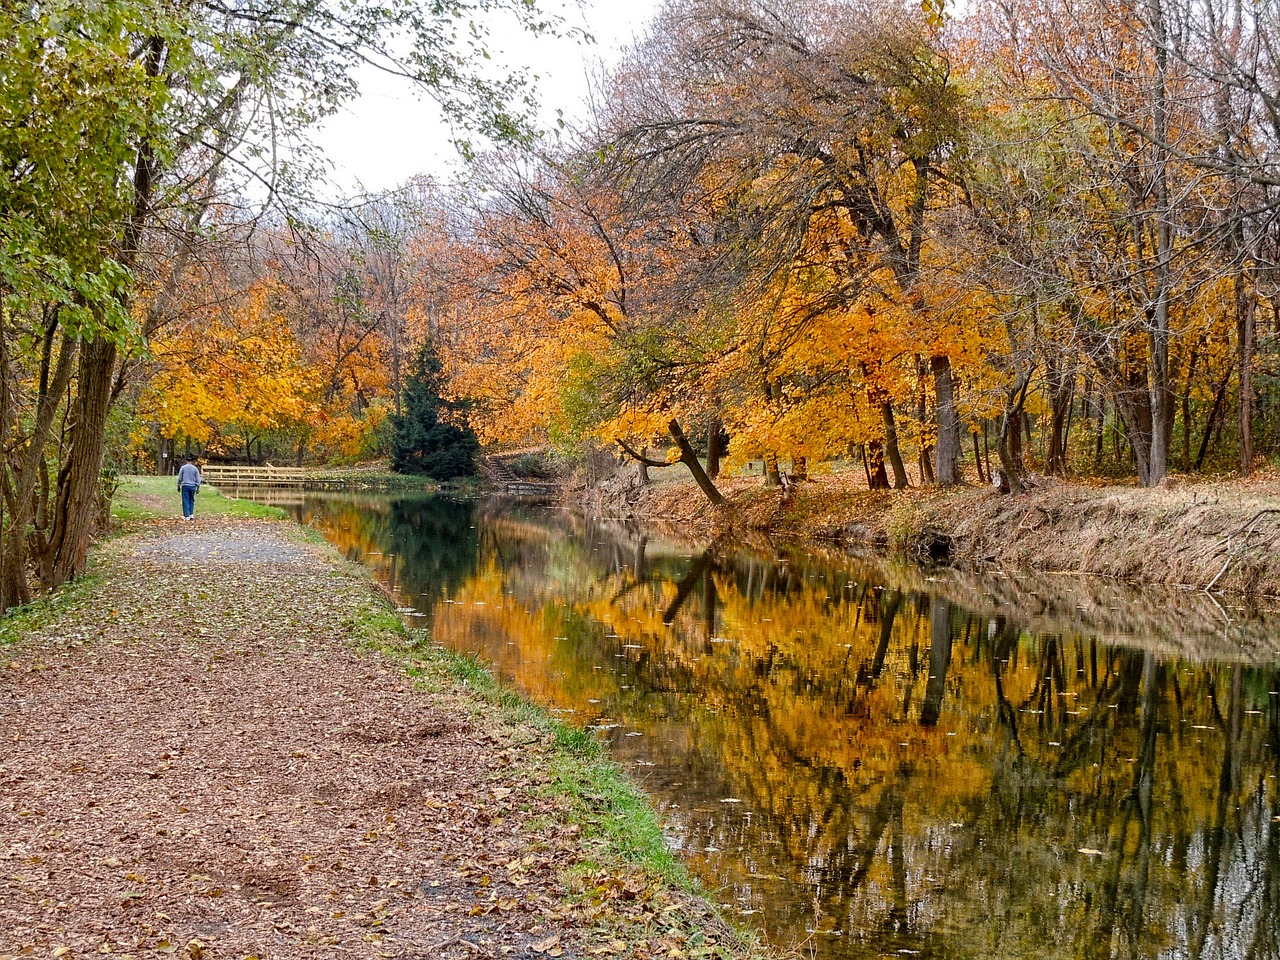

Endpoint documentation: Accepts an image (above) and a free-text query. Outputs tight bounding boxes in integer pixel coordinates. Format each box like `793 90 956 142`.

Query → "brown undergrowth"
0 517 771 960
595 467 1280 598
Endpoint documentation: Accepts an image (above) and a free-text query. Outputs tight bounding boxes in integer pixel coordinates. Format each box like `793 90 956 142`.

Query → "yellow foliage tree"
138 280 322 461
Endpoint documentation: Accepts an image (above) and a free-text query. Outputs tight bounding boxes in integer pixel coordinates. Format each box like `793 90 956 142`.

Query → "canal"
276 490 1280 960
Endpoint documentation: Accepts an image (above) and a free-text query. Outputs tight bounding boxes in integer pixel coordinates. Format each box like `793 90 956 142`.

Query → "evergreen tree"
391 340 479 478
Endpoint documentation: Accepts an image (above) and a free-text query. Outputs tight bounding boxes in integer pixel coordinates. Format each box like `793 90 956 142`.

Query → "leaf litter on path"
0 518 765 960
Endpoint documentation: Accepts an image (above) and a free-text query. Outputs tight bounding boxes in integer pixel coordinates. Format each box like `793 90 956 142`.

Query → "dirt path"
0 518 751 960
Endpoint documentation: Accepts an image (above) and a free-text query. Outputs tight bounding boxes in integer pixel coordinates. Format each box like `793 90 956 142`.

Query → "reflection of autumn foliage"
299 494 1280 958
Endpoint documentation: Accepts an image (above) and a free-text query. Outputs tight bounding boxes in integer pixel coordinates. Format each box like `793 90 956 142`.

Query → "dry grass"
607 466 1280 597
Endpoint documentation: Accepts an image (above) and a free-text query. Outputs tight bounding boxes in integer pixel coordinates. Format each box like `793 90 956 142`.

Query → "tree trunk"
763 451 782 487
1112 360 1156 486
916 356 933 485
706 418 724 480
866 441 890 490
919 444 936 486
1145 0 1174 488
1238 270 1254 475
1045 358 1075 476
1180 341 1198 472
668 419 724 505
1093 391 1106 468
983 421 992 480
881 402 909 489
47 338 118 589
1195 358 1235 471
997 409 1026 495
995 372 1032 494
1 332 80 609
931 355 962 486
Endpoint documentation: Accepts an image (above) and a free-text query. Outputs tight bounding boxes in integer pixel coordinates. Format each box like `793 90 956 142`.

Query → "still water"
281 491 1280 960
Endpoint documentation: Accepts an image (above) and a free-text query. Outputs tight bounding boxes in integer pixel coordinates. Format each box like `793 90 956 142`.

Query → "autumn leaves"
428 0 1279 496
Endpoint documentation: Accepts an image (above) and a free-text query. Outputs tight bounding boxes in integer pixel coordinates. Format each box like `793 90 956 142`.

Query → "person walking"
177 454 202 520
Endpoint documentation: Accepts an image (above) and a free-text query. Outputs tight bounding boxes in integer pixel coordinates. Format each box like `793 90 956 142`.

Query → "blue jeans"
180 484 198 518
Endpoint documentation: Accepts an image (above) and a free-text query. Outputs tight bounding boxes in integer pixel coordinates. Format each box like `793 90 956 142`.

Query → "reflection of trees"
310 496 1280 960
920 598 952 726
662 550 716 626
616 549 1279 958
1246 673 1280 960
385 497 481 600
1185 664 1239 960
297 494 481 622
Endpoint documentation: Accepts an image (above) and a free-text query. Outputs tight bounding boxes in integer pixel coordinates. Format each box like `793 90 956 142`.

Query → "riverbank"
585 466 1280 597
0 483 769 959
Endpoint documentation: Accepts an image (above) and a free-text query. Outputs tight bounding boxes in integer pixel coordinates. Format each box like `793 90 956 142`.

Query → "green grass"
114 474 288 521
0 567 107 650
439 646 686 882
351 612 691 888
0 537 122 649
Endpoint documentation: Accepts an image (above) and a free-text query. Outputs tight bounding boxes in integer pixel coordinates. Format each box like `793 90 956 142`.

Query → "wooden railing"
200 465 308 486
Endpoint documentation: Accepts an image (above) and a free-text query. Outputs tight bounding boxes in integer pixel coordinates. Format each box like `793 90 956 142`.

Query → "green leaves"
0 0 167 336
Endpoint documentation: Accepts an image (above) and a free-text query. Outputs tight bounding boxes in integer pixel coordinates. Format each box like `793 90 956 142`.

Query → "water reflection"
289 492 1280 960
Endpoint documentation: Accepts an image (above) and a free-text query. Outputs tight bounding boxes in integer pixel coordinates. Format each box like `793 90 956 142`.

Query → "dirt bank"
0 517 764 960
581 468 1280 598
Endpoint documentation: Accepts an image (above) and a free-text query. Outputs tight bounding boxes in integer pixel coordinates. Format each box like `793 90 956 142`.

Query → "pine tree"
391 340 479 478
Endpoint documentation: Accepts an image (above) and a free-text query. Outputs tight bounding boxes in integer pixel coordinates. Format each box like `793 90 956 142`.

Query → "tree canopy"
391 338 479 479
0 0 565 609
9 0 1280 608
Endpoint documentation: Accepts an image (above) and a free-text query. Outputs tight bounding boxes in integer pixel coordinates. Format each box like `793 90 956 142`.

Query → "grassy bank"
113 473 290 523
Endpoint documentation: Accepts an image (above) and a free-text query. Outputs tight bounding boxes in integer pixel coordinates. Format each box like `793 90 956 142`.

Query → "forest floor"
0 510 766 960
582 462 1280 599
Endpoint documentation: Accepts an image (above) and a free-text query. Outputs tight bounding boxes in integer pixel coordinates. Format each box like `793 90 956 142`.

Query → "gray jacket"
177 462 202 489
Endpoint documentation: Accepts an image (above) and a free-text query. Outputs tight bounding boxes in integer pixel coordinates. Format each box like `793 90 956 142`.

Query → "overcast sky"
315 1 664 194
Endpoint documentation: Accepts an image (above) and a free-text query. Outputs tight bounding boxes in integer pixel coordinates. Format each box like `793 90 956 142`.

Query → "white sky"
316 1 664 194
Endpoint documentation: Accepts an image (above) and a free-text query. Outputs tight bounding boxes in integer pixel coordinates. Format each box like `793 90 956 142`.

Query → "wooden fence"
200 465 311 486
